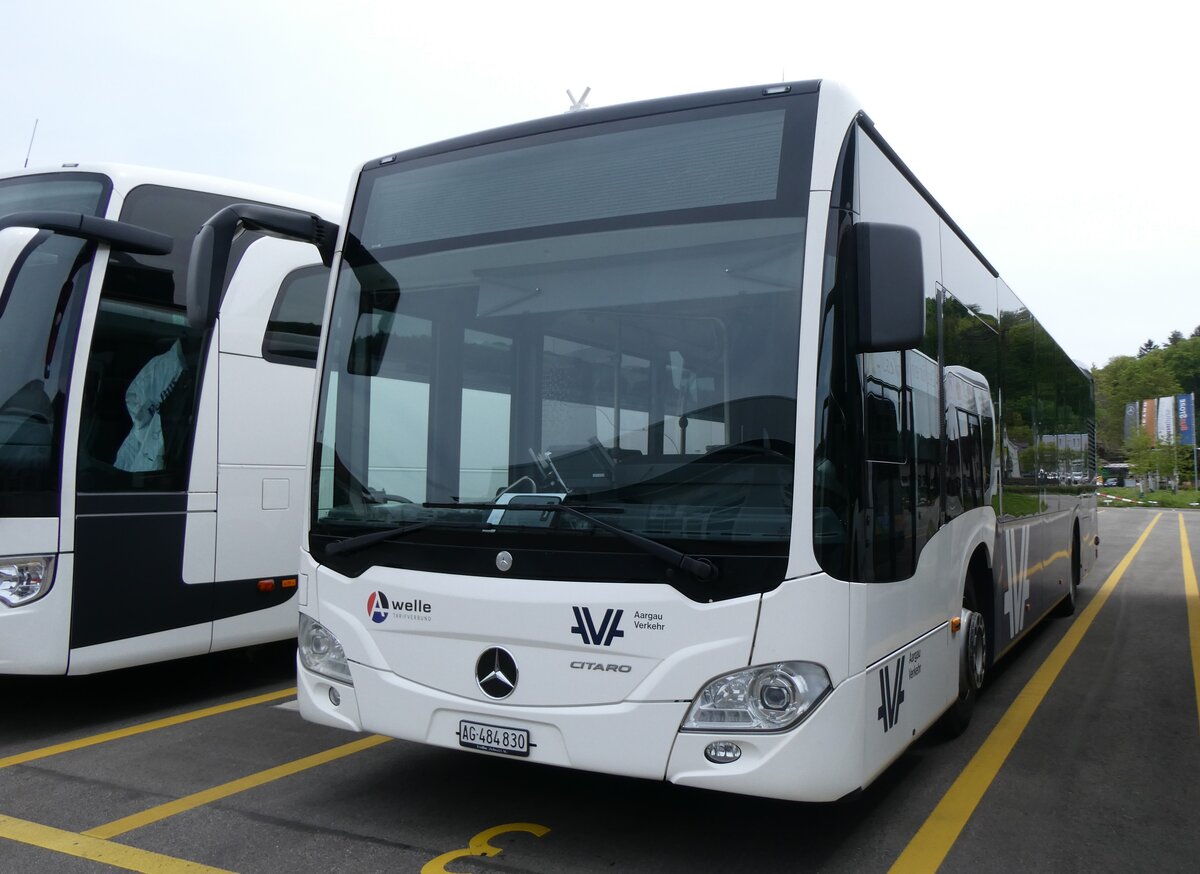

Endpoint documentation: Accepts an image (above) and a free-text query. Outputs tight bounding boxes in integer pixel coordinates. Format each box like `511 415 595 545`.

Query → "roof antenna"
24 119 39 168
566 87 591 112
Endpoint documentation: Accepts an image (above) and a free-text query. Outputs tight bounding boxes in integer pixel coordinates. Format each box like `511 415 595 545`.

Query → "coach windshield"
311 92 816 599
0 174 108 516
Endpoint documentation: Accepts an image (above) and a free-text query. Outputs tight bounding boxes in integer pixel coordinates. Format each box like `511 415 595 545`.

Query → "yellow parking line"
0 687 297 770
889 512 1163 873
1181 514 1200 733
0 813 233 873
84 734 391 839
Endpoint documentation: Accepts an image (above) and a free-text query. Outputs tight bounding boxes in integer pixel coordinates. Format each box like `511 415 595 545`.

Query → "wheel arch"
965 542 996 668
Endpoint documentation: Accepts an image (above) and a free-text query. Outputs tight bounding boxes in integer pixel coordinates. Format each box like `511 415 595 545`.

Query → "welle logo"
571 606 625 646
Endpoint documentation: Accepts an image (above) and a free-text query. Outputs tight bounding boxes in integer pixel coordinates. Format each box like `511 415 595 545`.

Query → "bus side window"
958 408 983 510
945 408 962 519
76 261 202 492
262 265 329 367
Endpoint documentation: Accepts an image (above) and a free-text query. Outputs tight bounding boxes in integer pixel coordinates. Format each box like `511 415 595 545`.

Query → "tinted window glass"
0 173 109 217
362 110 787 249
0 233 94 515
76 185 261 492
263 265 329 366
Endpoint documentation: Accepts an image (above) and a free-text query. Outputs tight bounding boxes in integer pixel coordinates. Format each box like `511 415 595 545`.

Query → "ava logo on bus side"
877 648 921 733
367 590 433 624
1004 524 1032 637
571 606 625 646
877 655 907 732
571 606 667 645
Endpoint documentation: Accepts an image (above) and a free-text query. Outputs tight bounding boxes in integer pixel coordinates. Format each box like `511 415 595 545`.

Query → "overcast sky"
3 0 1196 369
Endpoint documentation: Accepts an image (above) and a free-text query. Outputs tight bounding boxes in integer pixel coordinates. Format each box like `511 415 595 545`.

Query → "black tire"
939 583 987 738
1053 527 1081 618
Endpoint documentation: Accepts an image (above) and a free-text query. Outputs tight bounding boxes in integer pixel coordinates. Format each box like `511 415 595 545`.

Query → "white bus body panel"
209 239 323 651
0 551 72 674
0 517 58 555
751 571 850 683
68 621 213 675
299 559 958 801
311 565 760 705
213 600 297 653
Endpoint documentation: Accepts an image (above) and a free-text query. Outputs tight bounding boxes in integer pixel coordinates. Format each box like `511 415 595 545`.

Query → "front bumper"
297 658 867 802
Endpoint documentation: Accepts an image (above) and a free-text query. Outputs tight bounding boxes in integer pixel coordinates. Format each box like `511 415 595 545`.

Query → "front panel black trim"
71 499 297 648
311 531 787 603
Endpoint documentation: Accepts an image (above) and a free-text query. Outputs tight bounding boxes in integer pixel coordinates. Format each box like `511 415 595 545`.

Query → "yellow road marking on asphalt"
0 813 233 873
84 734 391 839
421 822 551 874
0 687 297 770
890 512 1163 873
1181 514 1200 733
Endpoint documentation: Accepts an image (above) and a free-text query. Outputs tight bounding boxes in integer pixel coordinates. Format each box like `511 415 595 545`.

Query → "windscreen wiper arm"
426 501 718 583
322 521 433 557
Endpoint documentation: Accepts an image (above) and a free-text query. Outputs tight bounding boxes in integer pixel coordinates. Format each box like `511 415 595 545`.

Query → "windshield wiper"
426 501 718 583
322 521 433 557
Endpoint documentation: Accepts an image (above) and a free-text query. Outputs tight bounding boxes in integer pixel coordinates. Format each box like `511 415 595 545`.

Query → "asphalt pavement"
1 507 1197 873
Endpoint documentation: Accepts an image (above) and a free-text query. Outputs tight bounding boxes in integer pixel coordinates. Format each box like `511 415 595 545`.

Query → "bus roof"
3 162 338 220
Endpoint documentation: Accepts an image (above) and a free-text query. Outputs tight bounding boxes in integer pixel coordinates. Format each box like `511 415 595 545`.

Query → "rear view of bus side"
291 81 1096 802
0 164 336 674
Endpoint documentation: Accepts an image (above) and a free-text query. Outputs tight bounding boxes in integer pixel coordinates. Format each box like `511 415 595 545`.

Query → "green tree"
1094 353 1183 458
1138 338 1159 357
1125 429 1151 476
1168 330 1185 346
1162 335 1200 397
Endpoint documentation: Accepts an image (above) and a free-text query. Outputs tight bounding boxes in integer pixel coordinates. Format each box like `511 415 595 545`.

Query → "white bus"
212 81 1097 801
0 164 337 674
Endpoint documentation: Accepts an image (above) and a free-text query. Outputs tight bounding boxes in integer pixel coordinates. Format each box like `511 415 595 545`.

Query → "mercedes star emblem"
476 647 518 699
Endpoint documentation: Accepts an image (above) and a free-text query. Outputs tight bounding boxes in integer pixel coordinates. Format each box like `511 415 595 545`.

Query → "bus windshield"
312 99 815 593
0 175 108 516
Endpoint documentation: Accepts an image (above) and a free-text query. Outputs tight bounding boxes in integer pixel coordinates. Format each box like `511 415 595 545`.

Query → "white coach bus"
201 81 1097 801
0 164 336 674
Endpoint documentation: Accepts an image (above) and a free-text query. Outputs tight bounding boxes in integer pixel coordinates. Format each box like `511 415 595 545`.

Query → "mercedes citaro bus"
0 164 336 674
194 81 1096 801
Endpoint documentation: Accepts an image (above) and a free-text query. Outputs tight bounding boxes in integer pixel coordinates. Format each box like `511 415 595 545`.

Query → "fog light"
704 741 742 764
328 686 342 707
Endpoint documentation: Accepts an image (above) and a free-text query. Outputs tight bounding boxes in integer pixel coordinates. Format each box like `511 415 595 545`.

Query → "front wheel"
939 585 987 737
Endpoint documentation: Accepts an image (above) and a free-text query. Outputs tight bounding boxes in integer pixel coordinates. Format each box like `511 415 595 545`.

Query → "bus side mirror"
854 222 925 353
186 203 339 329
0 211 172 256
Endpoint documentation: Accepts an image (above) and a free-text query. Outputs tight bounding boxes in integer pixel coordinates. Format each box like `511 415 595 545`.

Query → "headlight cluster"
0 556 55 607
682 661 831 731
298 614 353 685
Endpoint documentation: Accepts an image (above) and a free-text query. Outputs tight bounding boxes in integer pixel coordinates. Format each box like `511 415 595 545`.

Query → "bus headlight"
681 662 831 731
298 614 353 685
0 556 55 607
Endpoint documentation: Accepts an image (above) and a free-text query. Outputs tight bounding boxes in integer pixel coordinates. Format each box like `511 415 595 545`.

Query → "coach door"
68 186 247 667
70 265 212 666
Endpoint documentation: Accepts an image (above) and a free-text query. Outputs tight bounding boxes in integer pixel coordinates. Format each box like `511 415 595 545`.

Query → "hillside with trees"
1093 326 1200 480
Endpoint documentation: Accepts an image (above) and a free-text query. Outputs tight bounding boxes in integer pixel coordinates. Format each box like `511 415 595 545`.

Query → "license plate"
458 720 530 757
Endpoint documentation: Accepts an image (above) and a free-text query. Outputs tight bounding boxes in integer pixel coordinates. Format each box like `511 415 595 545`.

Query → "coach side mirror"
187 203 339 329
854 222 925 353
0 211 172 256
